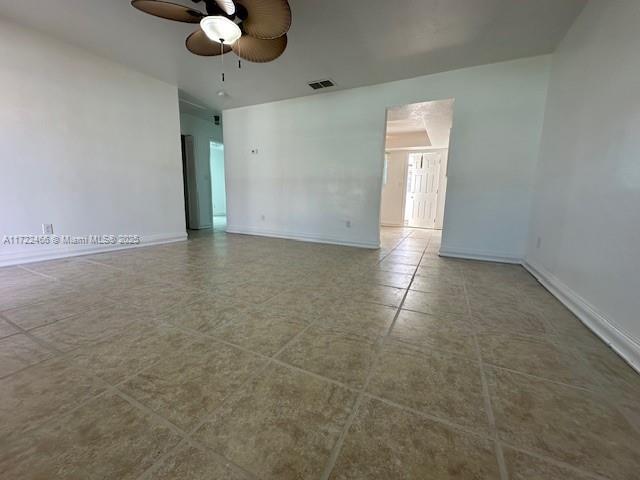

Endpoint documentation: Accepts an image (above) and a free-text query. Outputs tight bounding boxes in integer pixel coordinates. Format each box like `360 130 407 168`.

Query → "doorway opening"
380 99 454 231
180 136 226 235
210 141 227 232
180 134 197 231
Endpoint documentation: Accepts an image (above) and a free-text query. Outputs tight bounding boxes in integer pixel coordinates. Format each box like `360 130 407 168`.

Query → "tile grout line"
111 386 189 437
0 294 123 337
115 368 280 480
3 269 125 314
362 386 619 480
87 338 270 480
436 280 640 396
164 312 362 393
545 312 640 426
463 267 637 480
0 316 189 437
499 442 611 480
135 437 192 480
61 320 277 480
137 360 274 480
319 233 432 480
483 363 613 394
4 231 625 480
135 436 260 480
17 264 59 281
163 309 591 457
9 329 605 480
13 293 614 480
2 314 214 440
7 282 373 390
133 300 333 480
116 306 624 480
461 267 509 480
3 316 190 438
362 391 494 439
79 257 132 271
0 313 68 380
374 229 416 266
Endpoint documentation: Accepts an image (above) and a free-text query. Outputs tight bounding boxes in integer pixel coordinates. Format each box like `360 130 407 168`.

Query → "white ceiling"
387 99 454 148
0 0 586 112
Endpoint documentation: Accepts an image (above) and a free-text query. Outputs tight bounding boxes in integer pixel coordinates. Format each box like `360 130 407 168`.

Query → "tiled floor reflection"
0 227 638 479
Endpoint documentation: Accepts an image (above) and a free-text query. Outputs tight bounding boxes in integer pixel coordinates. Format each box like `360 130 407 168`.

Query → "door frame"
382 146 449 230
181 134 201 230
378 98 456 243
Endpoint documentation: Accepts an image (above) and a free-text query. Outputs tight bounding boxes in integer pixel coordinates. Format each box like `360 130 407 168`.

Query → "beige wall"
380 152 407 226
385 132 430 149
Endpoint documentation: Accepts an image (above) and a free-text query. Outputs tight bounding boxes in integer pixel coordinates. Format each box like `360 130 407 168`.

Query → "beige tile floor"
0 227 639 479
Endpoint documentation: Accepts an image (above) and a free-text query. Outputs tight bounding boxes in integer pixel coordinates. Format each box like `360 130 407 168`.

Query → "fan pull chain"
220 40 225 82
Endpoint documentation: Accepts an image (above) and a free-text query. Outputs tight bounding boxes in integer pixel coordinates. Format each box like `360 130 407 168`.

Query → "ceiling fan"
131 0 291 63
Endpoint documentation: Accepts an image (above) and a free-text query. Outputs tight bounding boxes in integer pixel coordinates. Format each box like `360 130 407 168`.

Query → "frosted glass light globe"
200 16 241 45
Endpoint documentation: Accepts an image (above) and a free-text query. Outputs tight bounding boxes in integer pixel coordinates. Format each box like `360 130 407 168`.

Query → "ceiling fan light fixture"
214 0 236 16
200 16 241 45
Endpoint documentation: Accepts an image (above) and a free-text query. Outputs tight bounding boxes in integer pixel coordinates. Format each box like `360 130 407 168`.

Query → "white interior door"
404 152 441 228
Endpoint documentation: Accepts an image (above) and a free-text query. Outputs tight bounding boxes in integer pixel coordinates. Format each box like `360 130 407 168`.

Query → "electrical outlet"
536 237 542 249
345 220 352 228
251 148 259 155
42 224 54 235
261 214 266 221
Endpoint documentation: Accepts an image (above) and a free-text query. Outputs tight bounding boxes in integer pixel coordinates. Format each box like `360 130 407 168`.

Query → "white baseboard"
0 232 188 267
438 248 640 373
438 246 522 264
226 225 380 249
523 260 640 374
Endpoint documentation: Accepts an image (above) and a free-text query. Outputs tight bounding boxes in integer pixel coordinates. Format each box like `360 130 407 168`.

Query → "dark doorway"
180 134 197 230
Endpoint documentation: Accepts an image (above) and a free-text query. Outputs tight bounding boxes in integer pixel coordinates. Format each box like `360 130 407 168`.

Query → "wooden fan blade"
232 34 287 63
131 0 204 23
235 0 291 40
186 29 233 56
213 0 236 15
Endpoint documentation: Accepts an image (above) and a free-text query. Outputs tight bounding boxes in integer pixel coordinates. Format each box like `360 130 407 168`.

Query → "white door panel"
405 152 441 228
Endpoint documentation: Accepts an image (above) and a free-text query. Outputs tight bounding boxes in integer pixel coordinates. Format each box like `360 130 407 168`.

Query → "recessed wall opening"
210 141 227 232
380 99 454 236
178 102 226 237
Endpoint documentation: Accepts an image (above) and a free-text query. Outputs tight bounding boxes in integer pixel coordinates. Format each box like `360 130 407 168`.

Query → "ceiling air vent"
308 79 336 90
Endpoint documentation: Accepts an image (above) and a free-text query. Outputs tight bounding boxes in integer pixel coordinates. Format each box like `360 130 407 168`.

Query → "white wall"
0 20 186 266
223 55 551 255
179 113 223 229
526 0 640 369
